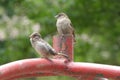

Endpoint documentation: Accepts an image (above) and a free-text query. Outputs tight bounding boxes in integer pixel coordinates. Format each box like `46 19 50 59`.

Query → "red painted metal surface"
53 35 74 60
9 72 56 80
0 35 120 80
0 59 120 80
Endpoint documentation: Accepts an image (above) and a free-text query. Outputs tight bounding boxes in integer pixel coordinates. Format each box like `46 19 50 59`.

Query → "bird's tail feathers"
57 53 69 59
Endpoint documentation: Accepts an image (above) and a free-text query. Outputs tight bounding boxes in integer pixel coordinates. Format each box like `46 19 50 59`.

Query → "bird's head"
29 32 41 41
55 12 68 19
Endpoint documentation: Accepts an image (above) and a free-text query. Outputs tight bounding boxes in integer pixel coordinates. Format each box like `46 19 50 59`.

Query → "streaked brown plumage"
55 12 76 42
29 32 68 59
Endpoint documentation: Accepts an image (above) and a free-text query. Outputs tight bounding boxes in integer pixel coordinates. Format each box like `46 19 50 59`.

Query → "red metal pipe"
0 58 120 80
0 35 120 80
53 35 74 61
8 72 57 80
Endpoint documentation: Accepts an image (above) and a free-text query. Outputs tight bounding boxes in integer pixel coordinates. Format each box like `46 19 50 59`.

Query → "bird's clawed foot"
60 34 65 41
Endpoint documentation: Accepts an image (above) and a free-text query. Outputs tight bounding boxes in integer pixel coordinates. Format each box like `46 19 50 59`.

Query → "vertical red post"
53 35 74 61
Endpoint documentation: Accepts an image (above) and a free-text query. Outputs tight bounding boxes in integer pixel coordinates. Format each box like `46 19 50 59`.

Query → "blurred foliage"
0 0 120 80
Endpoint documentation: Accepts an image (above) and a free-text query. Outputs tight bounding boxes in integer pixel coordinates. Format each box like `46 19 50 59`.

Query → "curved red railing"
0 35 120 80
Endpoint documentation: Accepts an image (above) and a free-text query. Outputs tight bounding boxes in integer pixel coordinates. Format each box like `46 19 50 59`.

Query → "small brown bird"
30 32 68 59
55 12 76 42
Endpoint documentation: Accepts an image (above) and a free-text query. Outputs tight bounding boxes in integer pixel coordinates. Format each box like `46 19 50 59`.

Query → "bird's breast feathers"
57 17 71 26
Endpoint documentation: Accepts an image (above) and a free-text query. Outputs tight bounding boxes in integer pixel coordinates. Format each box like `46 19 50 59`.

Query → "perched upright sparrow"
55 12 76 42
30 32 68 59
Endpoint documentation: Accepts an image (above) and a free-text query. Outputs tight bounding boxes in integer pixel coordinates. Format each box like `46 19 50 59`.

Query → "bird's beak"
29 35 32 38
55 15 58 18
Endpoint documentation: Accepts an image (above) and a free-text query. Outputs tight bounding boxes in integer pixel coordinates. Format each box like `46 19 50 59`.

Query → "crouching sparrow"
55 12 76 42
29 32 68 59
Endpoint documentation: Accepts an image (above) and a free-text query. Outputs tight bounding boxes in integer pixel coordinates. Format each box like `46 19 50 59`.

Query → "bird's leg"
61 34 65 41
59 34 64 53
60 34 66 52
59 34 65 42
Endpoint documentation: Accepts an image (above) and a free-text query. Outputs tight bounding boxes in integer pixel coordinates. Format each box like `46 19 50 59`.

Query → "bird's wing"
68 22 76 42
70 22 75 38
41 39 57 55
66 18 75 37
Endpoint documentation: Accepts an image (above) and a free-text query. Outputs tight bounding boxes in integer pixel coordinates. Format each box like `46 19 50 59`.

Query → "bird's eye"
59 14 62 16
34 34 38 37
34 35 38 38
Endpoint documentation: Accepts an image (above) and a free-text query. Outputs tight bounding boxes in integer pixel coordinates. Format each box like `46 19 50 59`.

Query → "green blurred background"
0 0 120 80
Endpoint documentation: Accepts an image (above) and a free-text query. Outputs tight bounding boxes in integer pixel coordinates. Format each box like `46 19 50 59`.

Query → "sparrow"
29 32 69 59
55 12 76 42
